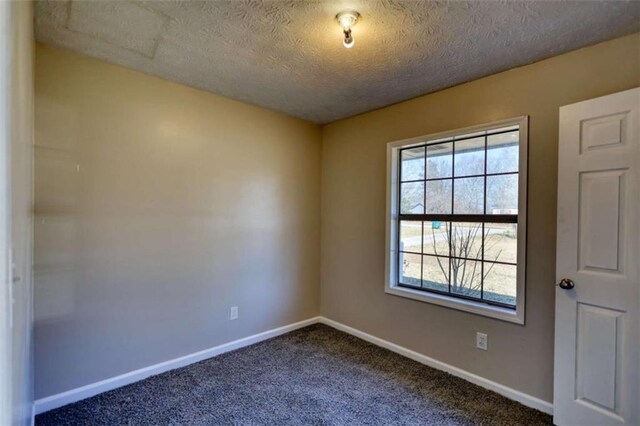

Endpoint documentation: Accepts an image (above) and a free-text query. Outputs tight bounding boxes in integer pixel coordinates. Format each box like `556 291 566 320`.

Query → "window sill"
385 285 524 324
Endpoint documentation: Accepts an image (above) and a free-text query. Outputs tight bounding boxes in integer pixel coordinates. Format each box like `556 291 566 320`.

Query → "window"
385 117 527 323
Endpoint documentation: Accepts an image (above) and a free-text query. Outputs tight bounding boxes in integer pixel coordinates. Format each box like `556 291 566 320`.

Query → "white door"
554 88 639 426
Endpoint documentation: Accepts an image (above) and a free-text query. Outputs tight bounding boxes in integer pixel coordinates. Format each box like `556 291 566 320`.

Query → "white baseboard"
34 316 321 415
318 316 554 415
34 314 553 417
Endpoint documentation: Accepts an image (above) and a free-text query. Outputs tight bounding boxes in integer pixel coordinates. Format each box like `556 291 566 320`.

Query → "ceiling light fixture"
336 10 360 49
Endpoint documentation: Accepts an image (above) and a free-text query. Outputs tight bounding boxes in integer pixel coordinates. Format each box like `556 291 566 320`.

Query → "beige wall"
34 44 321 398
320 33 640 403
35 33 640 405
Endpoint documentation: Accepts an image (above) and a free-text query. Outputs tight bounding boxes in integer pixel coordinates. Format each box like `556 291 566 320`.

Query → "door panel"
555 88 639 426
578 170 625 273
575 303 623 415
580 111 629 153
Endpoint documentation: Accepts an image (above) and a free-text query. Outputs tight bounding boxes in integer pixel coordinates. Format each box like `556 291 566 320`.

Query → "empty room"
1 0 639 425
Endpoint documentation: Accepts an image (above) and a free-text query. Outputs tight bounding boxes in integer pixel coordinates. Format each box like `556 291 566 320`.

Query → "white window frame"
384 116 528 324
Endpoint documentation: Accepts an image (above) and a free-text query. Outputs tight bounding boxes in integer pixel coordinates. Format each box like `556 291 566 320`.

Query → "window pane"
453 177 483 214
401 147 425 181
423 221 449 256
484 223 518 264
425 180 452 214
451 222 482 260
394 122 524 312
454 137 484 177
487 174 518 214
450 258 482 298
483 262 517 306
487 131 519 174
426 142 452 179
400 252 421 287
422 255 449 292
400 182 424 214
400 221 422 253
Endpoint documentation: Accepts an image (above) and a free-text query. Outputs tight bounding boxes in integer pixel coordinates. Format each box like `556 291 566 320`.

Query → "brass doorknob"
557 278 575 290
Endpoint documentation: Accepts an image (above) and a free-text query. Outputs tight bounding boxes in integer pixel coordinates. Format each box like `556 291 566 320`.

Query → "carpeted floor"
36 324 552 425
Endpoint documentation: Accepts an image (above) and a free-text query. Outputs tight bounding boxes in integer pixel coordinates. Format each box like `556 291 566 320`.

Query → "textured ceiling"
35 0 640 124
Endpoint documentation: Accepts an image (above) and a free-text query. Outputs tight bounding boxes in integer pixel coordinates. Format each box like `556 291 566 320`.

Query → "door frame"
0 0 14 424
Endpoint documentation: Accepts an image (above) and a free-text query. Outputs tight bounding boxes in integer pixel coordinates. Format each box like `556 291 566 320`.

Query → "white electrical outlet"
476 332 488 350
229 306 239 320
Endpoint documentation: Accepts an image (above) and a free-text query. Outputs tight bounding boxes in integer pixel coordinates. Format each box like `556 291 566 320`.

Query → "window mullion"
449 139 455 295
422 146 426 289
481 223 485 301
420 221 424 289
398 213 517 223
397 145 403 287
448 223 452 294
481 133 488 300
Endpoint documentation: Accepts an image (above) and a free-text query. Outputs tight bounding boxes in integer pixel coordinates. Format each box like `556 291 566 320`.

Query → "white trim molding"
34 315 552 417
34 316 321 415
385 116 529 324
318 317 553 415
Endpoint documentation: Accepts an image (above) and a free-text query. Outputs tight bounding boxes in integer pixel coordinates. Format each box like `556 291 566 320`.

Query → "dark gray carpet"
36 324 552 425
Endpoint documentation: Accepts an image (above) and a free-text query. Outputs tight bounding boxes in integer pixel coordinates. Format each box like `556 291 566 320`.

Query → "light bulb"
342 29 354 48
336 10 360 49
